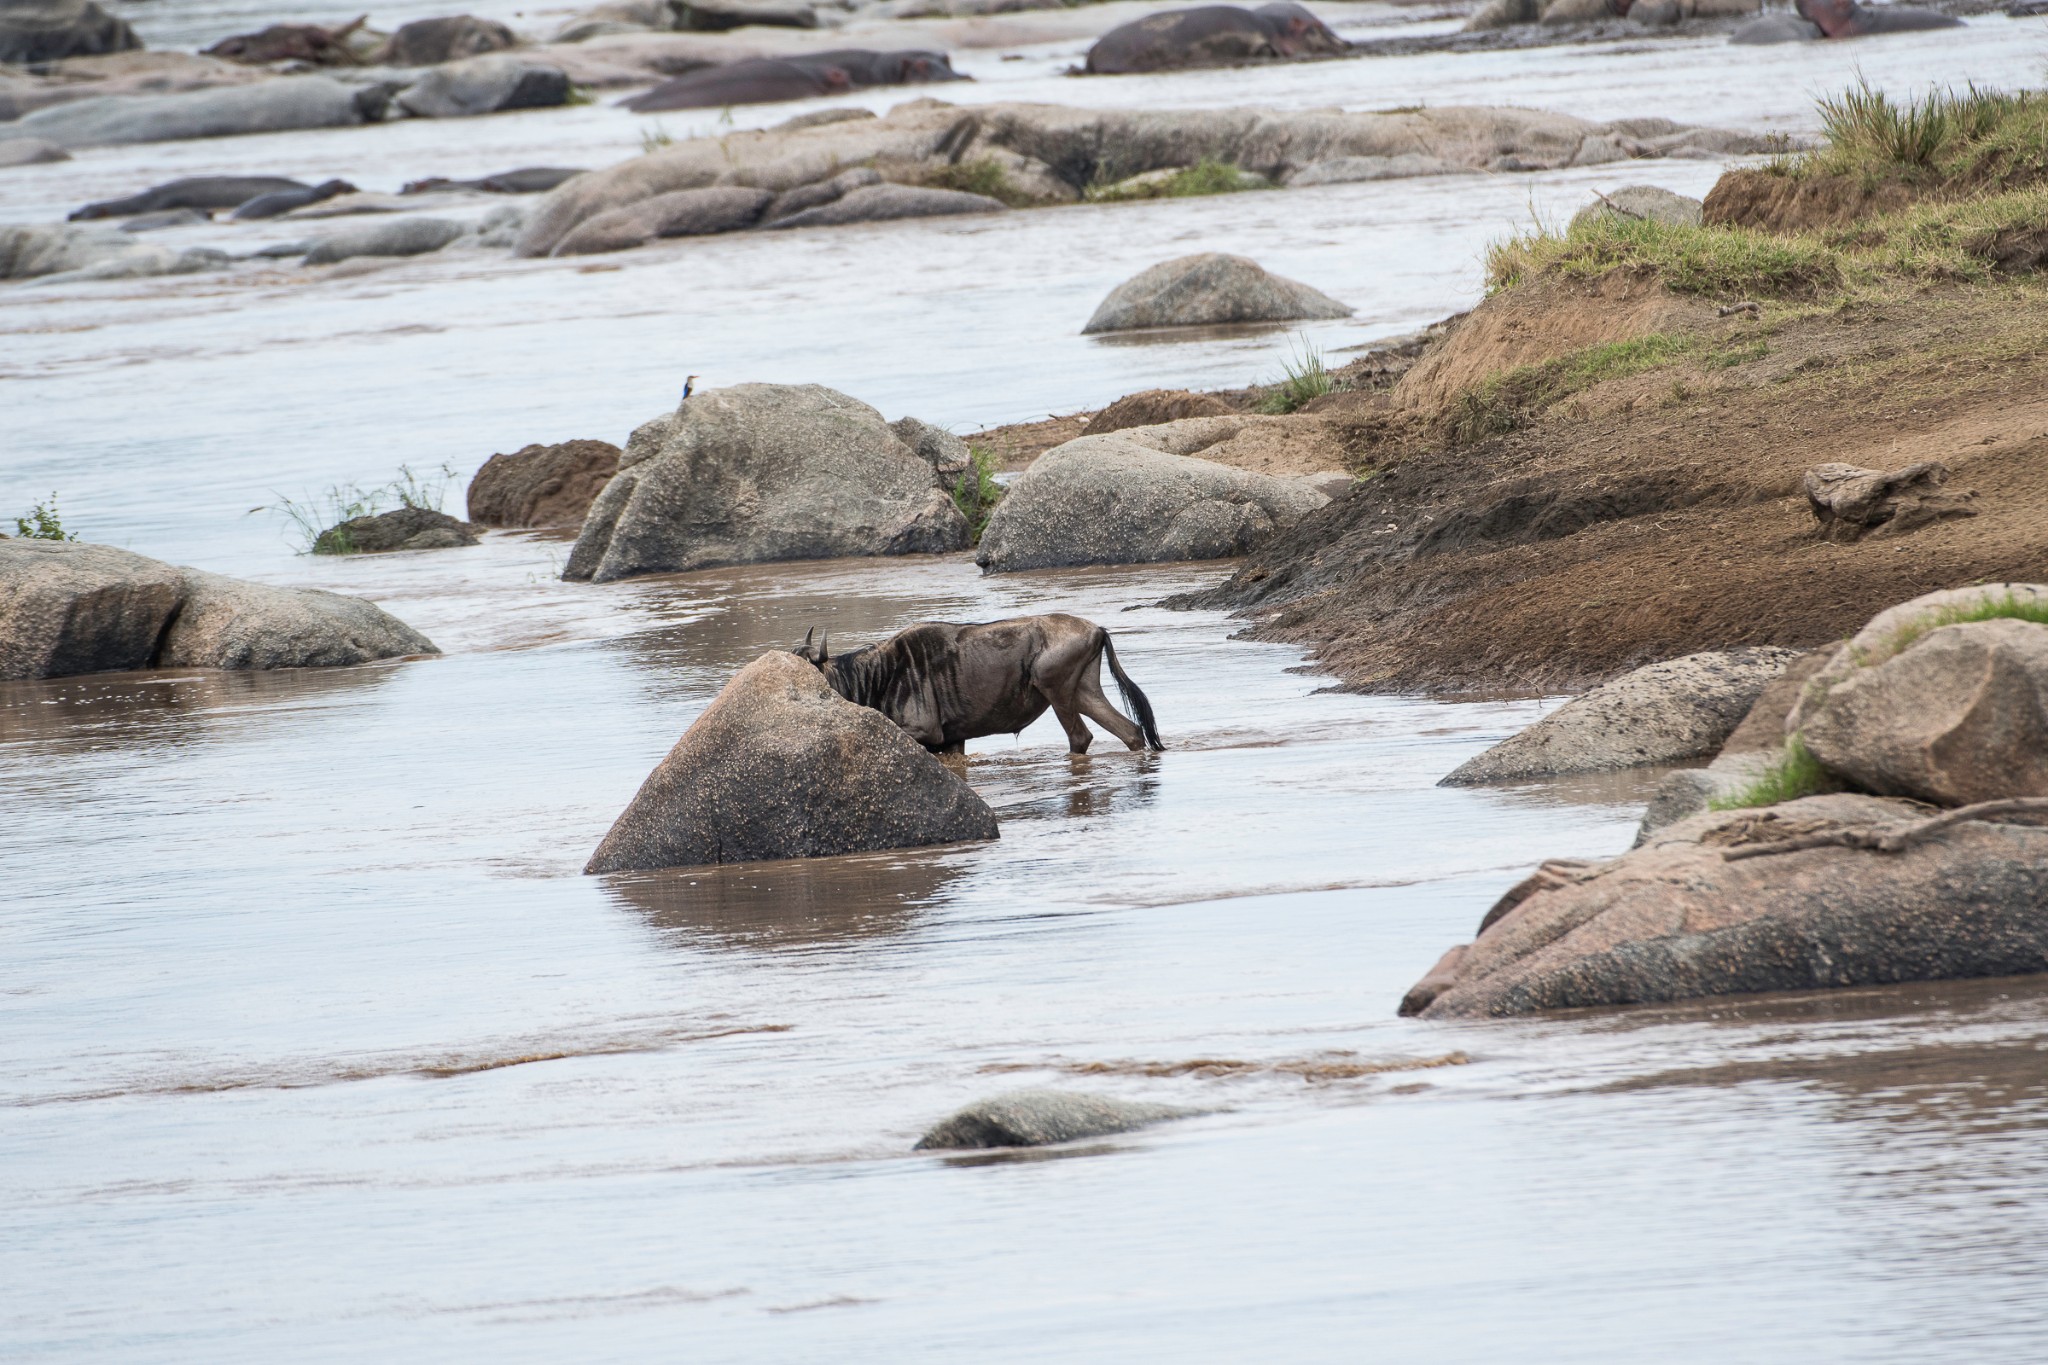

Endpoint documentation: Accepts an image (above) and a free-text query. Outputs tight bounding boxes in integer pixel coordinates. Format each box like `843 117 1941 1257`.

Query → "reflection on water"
0 661 404 749
605 849 962 950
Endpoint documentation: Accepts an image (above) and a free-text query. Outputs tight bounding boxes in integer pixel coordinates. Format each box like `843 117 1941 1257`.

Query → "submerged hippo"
203 18 364 66
70 176 310 221
400 167 587 195
1084 3 1344 75
621 49 962 112
1795 0 1962 33
1730 12 1823 39
230 179 357 220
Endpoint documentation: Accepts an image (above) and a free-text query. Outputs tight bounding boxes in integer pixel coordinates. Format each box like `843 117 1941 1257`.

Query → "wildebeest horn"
801 627 814 652
820 634 829 662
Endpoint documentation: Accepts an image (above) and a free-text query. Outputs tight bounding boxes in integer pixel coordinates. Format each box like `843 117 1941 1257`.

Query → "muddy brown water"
7 549 2048 1361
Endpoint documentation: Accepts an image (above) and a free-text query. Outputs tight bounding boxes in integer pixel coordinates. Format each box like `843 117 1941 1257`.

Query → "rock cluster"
914 1091 1193 1149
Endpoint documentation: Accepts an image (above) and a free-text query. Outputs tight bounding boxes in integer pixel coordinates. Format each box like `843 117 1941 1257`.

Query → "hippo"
400 167 587 195
70 176 310 221
230 179 358 220
1084 3 1344 75
1795 0 1963 33
202 18 364 66
622 58 850 112
1730 12 1822 39
620 49 963 112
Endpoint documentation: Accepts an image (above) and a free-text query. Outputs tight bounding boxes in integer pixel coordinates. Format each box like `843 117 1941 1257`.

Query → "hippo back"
1254 2 1344 54
1085 6 1277 74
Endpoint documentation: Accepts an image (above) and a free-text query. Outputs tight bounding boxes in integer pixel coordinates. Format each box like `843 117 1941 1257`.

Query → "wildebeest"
794 615 1164 754
622 50 965 113
1084 3 1344 75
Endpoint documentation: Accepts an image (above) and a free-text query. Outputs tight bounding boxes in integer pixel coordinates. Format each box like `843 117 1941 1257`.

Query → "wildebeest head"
793 628 830 667
1254 2 1345 54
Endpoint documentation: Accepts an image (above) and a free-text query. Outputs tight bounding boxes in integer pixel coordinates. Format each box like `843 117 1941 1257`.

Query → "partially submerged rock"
1400 793 2048 1019
584 650 999 873
0 0 139 66
550 186 772 254
0 540 435 679
564 383 969 583
1440 648 1800 785
1568 184 1703 230
1084 253 1349 334
157 570 439 669
976 435 1327 572
0 138 72 168
302 217 467 265
763 183 1006 230
314 507 481 554
377 15 520 65
1803 460 1976 542
914 1090 1193 1149
395 55 572 118
204 19 366 66
0 223 223 283
467 439 623 528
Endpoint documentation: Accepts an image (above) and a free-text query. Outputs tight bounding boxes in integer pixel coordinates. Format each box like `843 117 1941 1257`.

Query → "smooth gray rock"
0 540 184 680
395 55 571 118
118 208 209 233
302 217 466 265
762 166 882 222
1441 648 1802 785
1403 793 2048 1019
1799 620 2048 808
1084 253 1350 333
471 204 528 248
13 77 381 149
1568 184 1703 231
0 223 131 280
33 243 228 284
0 137 73 168
158 570 438 669
764 183 1006 230
915 1090 1193 1149
313 506 480 553
0 0 139 65
1284 153 1455 185
565 383 970 583
550 186 772 254
975 435 1326 572
585 650 998 873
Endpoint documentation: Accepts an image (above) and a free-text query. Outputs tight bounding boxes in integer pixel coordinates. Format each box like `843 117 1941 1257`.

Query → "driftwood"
1720 798 2048 861
1802 460 1977 543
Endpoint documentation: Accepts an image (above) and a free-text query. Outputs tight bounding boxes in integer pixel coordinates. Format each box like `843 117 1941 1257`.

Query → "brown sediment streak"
982 1050 1470 1082
15 1024 795 1106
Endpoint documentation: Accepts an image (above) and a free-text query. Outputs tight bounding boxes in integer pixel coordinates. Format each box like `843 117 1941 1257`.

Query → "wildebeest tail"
1099 630 1164 751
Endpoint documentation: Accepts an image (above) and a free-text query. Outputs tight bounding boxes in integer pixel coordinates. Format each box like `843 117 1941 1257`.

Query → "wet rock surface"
976 435 1326 572
585 650 999 873
564 383 969 583
1441 648 1800 785
158 571 439 670
0 0 139 66
551 186 773 254
302 217 467 265
314 507 481 554
1402 793 2048 1019
914 1090 1194 1149
1084 253 1350 333
467 439 623 528
14 77 384 149
394 55 573 118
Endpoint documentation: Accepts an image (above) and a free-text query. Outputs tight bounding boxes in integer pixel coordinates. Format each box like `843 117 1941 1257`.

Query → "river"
5 5 2048 1360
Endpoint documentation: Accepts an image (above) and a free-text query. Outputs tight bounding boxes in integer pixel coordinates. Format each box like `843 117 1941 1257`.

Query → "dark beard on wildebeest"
793 614 1164 755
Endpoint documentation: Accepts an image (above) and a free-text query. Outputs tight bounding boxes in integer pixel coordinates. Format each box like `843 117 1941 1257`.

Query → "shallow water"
7 8 2048 1361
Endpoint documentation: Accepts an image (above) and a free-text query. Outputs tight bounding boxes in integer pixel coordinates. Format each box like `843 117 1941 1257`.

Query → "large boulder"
0 0 139 65
302 217 467 265
1635 648 1834 838
1399 793 2048 1019
377 16 520 65
313 507 480 554
914 1091 1193 1150
549 186 772 255
395 55 572 117
1 223 133 280
762 183 1006 231
12 78 383 149
975 435 1326 572
889 416 972 482
0 540 184 681
157 571 438 669
563 384 970 583
0 540 435 679
1083 253 1350 334
467 439 622 528
585 650 999 873
1568 184 1703 231
1440 648 1801 785
1797 619 2048 808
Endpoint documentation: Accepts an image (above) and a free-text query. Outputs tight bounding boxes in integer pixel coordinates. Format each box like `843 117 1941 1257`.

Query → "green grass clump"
1876 591 2048 661
638 124 675 155
1803 82 2048 191
258 462 457 555
1709 737 1832 811
1485 214 1841 299
918 157 1040 207
13 493 77 541
1085 158 1265 203
951 445 1004 543
1255 338 1336 414
1446 332 1743 442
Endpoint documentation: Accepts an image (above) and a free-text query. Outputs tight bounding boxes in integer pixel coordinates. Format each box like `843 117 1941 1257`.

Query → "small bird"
680 374 699 403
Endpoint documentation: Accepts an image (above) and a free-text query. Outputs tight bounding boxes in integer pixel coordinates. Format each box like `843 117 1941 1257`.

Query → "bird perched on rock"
680 375 698 403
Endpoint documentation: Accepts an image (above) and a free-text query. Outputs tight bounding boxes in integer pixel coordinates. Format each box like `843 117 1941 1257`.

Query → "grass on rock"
13 494 77 541
261 462 458 555
1876 591 2048 661
1085 159 1265 203
1709 737 1833 811
915 158 1044 207
952 445 1004 543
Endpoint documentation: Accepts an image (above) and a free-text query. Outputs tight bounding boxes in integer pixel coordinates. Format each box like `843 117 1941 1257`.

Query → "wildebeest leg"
938 739 966 755
1053 704 1094 754
1072 667 1146 751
